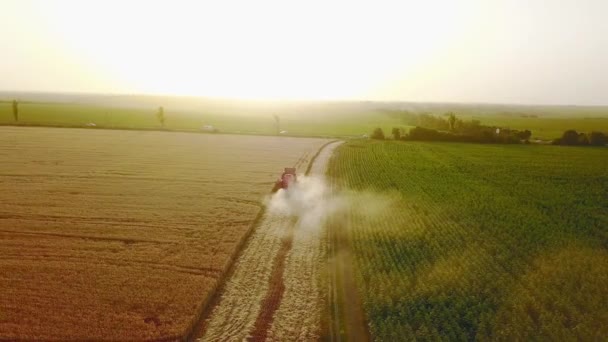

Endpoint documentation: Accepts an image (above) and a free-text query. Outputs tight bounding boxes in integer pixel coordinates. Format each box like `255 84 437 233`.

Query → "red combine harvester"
273 167 297 192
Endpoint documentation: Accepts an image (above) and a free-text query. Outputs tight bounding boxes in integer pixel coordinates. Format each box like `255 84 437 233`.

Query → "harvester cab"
273 167 297 192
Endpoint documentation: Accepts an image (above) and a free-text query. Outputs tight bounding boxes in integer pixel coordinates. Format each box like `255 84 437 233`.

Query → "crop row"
327 140 608 340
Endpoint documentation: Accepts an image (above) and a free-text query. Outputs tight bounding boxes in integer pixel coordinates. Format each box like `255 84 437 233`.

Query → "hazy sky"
1 0 607 105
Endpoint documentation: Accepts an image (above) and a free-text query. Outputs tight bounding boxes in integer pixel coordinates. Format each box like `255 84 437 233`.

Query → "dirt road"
326 207 371 342
197 141 344 341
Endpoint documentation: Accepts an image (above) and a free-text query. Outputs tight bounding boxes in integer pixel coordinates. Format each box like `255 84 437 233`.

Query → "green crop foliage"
0 102 401 137
1 100 607 139
327 140 608 340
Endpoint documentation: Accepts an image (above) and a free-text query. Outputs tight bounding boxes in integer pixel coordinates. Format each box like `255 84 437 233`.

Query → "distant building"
202 125 215 132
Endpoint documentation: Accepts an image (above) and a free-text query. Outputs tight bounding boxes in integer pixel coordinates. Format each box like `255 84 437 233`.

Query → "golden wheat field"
0 126 328 340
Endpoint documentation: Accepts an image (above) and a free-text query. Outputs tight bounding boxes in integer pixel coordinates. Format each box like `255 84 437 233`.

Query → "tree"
273 114 280 135
589 131 607 146
391 127 402 140
447 112 457 131
12 100 18 122
560 130 579 145
157 106 165 128
577 133 589 145
516 129 532 141
371 127 385 140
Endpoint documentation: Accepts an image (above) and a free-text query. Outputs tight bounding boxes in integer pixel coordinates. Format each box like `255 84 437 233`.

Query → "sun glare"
30 0 475 100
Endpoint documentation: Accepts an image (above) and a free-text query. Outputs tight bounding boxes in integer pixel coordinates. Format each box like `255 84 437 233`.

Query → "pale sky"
1 0 607 105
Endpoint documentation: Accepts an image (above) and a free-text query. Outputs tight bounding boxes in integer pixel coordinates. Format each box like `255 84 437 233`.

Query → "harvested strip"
268 141 344 340
267 220 325 340
249 220 294 341
199 215 290 341
199 141 342 341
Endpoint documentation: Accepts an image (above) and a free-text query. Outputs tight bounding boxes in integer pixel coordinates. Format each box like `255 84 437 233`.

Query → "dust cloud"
265 175 396 234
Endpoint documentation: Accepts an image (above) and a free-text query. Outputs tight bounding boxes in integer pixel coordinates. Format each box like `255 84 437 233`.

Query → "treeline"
371 112 532 144
553 130 607 146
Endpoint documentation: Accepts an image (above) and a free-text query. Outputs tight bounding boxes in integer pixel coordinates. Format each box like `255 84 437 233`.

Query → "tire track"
197 215 289 341
248 221 294 341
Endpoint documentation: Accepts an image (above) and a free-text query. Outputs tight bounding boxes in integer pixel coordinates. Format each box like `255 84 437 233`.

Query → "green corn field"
327 140 608 340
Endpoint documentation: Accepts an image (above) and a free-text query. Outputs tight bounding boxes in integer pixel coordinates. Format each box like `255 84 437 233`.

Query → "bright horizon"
2 0 607 105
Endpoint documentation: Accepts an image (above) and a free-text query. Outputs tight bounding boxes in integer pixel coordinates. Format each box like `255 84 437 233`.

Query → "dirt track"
198 141 344 341
327 210 371 342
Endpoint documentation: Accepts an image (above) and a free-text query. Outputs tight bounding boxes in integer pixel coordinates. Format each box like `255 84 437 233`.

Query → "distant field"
328 141 608 340
0 126 327 340
2 96 607 139
0 101 399 138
